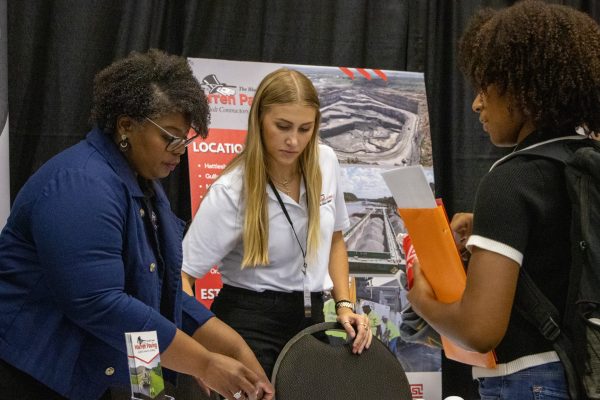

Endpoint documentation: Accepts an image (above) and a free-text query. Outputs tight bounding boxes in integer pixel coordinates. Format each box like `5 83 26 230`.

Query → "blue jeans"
476 362 570 399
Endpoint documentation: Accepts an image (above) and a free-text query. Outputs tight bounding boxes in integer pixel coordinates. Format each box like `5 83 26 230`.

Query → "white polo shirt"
182 144 350 292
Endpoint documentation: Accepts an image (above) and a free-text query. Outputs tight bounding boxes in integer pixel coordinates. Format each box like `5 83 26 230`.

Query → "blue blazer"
0 128 213 399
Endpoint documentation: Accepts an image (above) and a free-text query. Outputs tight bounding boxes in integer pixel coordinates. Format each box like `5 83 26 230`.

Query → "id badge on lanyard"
302 262 311 317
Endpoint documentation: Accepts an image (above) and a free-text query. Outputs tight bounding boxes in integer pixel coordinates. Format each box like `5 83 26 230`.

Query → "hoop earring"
119 135 129 152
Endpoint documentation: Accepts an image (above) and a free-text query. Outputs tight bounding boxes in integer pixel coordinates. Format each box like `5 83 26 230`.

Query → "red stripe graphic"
339 67 388 81
373 69 388 81
356 68 372 80
339 67 355 80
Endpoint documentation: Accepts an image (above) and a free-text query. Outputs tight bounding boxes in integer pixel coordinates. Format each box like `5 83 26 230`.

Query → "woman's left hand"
336 308 372 354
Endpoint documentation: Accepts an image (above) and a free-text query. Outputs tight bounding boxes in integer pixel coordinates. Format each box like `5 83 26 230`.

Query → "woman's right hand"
406 260 436 317
197 352 274 400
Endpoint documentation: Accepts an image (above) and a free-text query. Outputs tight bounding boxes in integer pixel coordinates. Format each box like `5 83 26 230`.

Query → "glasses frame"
145 117 201 152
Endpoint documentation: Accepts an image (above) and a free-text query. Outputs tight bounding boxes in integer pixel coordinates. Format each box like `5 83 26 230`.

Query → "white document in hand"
380 165 437 209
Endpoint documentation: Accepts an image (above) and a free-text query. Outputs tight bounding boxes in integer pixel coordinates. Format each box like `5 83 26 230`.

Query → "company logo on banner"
405 372 442 400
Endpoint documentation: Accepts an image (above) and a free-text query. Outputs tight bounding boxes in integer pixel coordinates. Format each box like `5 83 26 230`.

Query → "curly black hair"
90 49 210 137
458 0 600 137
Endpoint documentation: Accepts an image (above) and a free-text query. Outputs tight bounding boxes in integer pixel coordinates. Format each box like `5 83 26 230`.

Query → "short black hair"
90 49 210 137
458 0 600 137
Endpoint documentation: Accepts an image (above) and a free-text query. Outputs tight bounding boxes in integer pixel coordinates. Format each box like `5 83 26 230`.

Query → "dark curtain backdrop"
7 1 600 398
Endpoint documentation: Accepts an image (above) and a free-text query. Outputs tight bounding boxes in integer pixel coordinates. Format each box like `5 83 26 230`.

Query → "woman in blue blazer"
0 49 273 400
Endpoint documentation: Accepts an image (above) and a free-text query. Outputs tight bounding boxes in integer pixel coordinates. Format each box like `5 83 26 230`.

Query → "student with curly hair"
407 2 600 399
0 49 273 400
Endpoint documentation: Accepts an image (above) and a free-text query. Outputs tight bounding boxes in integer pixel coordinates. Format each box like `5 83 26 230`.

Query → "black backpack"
499 136 600 400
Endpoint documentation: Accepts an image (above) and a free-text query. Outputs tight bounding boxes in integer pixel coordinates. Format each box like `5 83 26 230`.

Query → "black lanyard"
268 179 312 317
267 180 307 265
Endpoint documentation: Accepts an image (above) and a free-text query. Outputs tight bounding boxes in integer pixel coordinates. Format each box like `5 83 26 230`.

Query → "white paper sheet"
381 165 437 209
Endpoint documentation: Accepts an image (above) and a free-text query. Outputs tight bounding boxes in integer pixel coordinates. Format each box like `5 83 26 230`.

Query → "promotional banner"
188 58 440 399
0 0 9 229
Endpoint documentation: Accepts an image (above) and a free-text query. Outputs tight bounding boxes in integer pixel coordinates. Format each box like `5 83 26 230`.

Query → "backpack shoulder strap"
513 141 571 163
492 136 593 170
514 271 580 399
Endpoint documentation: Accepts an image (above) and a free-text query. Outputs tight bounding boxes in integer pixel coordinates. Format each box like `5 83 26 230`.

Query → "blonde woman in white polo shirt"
182 68 372 379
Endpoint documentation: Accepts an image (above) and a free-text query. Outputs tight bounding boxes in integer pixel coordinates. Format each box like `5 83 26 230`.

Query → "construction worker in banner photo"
362 304 382 339
382 316 401 355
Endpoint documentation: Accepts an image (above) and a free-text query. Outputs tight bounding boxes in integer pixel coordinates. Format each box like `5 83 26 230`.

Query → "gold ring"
360 323 368 328
342 320 351 325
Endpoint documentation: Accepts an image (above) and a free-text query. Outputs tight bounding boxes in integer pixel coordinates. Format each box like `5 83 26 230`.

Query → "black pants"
211 284 324 379
0 358 136 400
0 358 67 400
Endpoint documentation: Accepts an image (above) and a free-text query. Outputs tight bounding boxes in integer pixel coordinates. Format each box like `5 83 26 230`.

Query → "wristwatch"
335 300 355 312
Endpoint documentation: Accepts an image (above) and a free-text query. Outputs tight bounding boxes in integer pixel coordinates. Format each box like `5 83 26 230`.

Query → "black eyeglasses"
145 117 202 152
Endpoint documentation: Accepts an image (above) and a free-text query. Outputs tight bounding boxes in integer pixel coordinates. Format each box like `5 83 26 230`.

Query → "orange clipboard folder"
398 205 497 368
380 165 496 368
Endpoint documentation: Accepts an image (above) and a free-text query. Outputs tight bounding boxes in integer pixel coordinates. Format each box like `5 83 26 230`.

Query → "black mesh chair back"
271 322 413 400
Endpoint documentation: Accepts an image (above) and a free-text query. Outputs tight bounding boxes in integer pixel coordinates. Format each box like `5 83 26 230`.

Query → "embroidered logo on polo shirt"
320 193 333 206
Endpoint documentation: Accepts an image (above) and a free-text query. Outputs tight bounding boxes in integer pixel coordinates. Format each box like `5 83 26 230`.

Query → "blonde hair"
223 68 322 267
